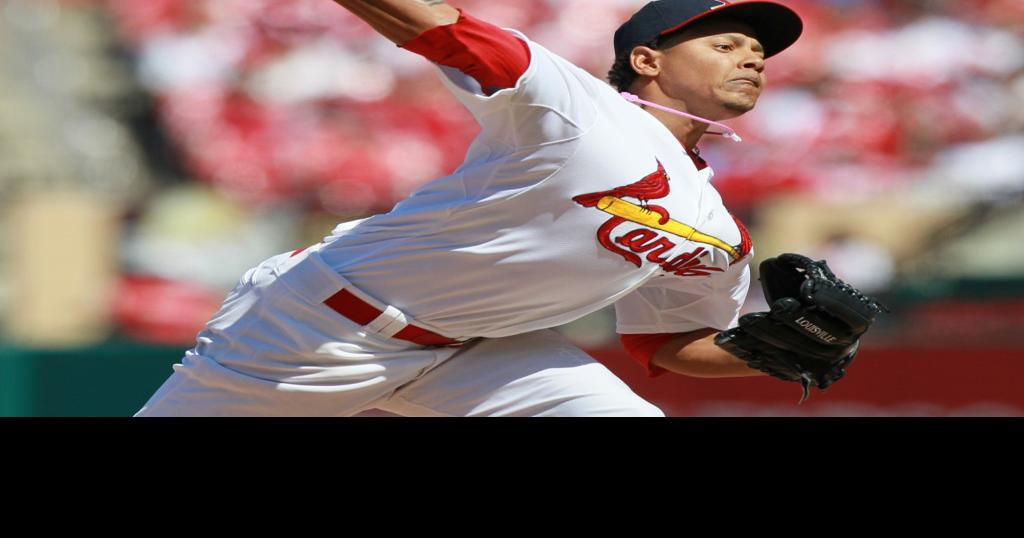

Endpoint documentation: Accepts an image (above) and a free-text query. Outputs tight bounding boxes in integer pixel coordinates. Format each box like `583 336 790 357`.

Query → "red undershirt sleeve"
399 9 532 96
619 333 680 378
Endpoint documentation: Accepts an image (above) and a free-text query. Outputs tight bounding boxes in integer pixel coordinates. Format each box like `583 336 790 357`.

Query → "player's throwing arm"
332 0 458 44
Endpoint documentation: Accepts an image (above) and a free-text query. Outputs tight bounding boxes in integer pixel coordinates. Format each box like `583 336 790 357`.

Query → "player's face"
656 19 766 120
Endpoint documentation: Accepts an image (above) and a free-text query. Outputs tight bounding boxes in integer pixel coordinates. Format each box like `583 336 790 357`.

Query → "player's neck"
630 88 710 150
649 108 710 150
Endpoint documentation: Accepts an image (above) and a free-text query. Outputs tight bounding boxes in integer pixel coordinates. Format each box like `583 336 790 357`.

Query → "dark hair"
606 37 661 92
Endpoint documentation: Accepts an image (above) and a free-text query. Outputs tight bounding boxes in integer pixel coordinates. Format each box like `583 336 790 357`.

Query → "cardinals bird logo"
573 159 751 275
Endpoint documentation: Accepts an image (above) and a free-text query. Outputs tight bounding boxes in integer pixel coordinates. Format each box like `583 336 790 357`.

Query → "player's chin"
710 88 758 117
720 95 758 116
729 87 761 109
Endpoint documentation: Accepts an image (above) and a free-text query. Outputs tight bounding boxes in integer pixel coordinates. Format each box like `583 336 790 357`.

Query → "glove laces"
810 260 890 313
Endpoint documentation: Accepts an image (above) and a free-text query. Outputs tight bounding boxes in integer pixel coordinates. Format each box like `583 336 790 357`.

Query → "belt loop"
364 306 409 338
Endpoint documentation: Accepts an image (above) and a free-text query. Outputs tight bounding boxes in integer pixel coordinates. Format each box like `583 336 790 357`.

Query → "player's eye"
714 43 734 52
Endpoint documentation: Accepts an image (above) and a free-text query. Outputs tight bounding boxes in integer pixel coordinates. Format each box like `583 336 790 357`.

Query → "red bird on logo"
572 159 672 209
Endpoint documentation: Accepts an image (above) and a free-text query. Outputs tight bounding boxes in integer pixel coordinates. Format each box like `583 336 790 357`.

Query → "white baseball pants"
135 246 662 417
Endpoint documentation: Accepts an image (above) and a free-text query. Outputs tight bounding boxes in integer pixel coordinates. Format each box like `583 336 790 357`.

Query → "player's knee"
629 400 665 417
545 394 664 417
596 398 665 417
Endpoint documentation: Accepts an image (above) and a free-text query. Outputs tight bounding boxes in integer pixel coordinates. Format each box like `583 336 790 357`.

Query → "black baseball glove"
715 253 888 403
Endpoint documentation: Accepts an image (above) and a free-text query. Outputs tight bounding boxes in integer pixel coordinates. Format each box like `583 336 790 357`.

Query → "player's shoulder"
538 42 607 86
502 30 608 95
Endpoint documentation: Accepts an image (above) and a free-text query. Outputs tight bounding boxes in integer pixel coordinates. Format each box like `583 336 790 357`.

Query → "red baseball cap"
613 0 803 59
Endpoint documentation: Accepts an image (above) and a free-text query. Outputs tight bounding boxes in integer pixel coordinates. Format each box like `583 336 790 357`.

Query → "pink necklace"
621 92 743 143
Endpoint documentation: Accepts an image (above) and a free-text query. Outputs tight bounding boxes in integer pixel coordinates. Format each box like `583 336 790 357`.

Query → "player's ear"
630 46 662 78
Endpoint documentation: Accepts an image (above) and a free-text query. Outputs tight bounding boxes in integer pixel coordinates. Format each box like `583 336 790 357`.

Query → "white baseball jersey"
319 30 752 340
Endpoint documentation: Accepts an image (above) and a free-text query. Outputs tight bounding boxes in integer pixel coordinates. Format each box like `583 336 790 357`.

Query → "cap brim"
659 1 803 58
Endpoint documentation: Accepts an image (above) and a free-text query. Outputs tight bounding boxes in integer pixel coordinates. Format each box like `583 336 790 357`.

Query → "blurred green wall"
0 340 183 416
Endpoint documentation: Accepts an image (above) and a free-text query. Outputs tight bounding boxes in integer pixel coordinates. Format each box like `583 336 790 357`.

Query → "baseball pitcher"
136 0 885 416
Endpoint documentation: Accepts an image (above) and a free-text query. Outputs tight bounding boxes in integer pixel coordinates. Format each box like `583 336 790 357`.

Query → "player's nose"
740 53 765 73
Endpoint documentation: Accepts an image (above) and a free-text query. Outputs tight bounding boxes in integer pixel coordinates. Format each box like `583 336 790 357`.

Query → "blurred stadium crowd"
1 0 1022 348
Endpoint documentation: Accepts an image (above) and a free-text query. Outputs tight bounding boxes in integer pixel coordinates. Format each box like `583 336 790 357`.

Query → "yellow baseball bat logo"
595 196 740 261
